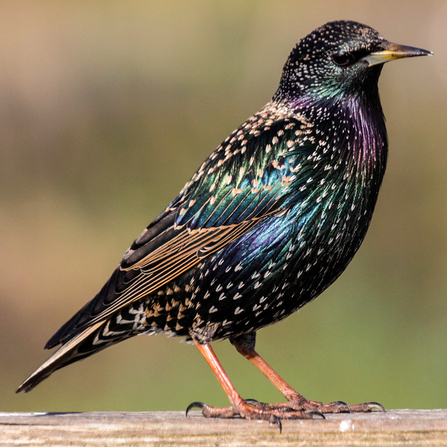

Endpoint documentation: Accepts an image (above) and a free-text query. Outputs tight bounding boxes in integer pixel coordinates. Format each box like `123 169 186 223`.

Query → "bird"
17 20 431 427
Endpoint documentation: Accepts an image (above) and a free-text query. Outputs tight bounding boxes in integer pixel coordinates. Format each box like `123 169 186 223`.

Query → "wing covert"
46 108 318 347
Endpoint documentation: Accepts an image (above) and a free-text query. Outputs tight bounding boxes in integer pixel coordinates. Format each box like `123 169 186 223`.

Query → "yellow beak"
364 42 433 67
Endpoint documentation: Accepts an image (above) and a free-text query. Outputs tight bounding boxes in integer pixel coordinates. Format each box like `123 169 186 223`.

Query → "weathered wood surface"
0 409 446 446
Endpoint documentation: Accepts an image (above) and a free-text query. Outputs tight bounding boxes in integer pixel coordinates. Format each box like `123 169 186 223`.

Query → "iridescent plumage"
18 20 431 426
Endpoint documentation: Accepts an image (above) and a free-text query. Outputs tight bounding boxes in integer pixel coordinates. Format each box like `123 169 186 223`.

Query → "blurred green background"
2 1 446 413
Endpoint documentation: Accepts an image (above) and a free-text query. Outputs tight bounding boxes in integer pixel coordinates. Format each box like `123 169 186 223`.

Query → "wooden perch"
0 409 446 446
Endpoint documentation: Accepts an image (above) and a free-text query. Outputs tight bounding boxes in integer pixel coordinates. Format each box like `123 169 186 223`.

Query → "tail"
16 321 105 393
17 265 153 393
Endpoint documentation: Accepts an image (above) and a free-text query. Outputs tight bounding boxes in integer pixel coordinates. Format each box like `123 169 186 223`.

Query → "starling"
17 20 431 426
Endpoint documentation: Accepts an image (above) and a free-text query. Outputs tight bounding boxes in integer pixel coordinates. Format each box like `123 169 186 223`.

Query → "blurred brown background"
2 1 446 412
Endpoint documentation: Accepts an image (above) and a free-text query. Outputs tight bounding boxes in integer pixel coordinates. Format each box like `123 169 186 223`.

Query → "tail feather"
18 297 150 393
16 321 104 393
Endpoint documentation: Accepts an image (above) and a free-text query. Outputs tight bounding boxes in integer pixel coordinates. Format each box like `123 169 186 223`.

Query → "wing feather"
46 111 316 348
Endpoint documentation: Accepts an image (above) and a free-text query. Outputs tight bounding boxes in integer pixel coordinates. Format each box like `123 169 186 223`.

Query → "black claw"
269 414 282 433
306 409 326 419
281 406 297 413
333 400 351 413
245 398 260 405
186 401 206 417
277 417 282 434
367 401 386 412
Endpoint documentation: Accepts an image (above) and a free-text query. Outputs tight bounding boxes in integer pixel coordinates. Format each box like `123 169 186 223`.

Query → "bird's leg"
231 336 384 414
188 341 319 428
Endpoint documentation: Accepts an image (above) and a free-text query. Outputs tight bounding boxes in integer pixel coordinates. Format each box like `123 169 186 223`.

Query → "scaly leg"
231 335 384 414
187 341 321 430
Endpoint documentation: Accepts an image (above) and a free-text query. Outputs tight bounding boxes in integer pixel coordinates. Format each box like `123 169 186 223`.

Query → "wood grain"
1 409 446 446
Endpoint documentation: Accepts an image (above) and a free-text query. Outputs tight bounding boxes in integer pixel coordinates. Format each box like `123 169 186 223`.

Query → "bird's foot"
186 399 324 432
247 394 384 414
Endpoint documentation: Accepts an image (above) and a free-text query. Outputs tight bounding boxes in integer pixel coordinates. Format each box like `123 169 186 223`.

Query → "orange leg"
232 338 384 414
233 339 298 401
187 339 383 426
187 341 316 428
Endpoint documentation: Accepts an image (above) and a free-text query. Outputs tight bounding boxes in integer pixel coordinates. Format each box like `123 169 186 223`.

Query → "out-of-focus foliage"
2 1 446 412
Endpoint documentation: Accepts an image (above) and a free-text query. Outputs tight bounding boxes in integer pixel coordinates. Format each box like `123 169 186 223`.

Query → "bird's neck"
276 88 388 183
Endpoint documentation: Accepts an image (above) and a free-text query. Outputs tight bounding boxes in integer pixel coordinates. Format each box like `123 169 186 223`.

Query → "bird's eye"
332 52 356 67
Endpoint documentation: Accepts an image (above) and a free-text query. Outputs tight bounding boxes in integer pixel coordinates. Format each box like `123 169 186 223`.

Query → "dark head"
275 20 432 104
